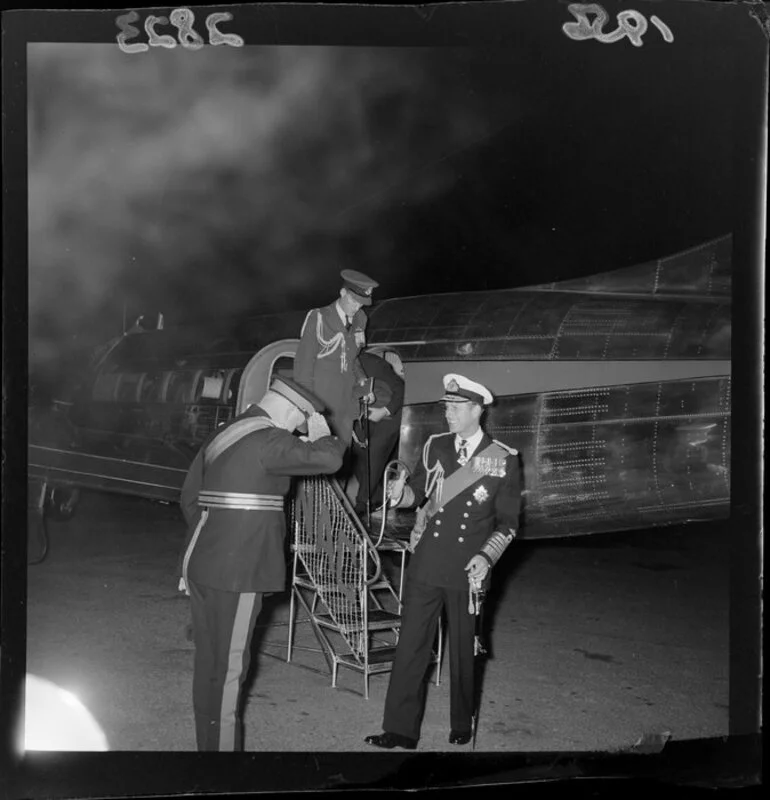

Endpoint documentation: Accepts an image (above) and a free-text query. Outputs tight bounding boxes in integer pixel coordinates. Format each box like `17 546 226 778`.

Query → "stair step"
336 646 398 668
368 580 397 591
293 579 360 595
314 609 401 634
293 578 396 600
371 537 410 552
366 609 401 628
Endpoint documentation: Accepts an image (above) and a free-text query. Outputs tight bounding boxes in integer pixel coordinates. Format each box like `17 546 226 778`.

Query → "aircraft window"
224 369 243 405
92 372 121 402
193 370 226 403
166 371 197 404
139 372 163 403
116 373 144 403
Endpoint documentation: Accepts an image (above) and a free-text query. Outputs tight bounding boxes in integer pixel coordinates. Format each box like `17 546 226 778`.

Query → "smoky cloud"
28 44 523 378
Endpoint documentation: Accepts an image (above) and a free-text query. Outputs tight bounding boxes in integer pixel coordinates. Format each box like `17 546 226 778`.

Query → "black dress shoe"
448 730 472 745
364 732 418 750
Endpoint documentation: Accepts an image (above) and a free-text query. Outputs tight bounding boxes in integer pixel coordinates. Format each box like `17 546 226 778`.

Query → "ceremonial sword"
469 584 488 751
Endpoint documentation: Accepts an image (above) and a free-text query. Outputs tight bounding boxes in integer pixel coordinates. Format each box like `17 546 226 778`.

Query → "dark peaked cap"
341 270 379 305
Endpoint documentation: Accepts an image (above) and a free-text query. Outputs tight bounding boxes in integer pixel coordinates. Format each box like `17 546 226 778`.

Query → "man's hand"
464 555 489 591
306 412 331 442
178 577 190 596
387 469 407 505
367 406 389 423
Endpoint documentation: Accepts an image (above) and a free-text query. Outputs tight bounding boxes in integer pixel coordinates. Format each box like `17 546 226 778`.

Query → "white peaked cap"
441 374 494 406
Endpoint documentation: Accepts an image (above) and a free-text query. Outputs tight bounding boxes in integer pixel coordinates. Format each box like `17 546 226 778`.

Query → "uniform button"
458 537 464 543
466 501 472 506
460 524 466 530
433 532 439 538
439 508 444 513
436 520 441 525
463 513 469 518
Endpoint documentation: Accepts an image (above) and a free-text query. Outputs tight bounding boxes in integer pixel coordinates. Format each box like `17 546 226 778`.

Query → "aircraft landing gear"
47 486 80 522
28 480 50 566
27 482 80 565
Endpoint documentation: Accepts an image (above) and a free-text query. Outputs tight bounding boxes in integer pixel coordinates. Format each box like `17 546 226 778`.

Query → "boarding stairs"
287 474 442 698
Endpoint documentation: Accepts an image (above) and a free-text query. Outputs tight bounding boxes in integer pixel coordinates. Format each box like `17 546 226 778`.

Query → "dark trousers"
352 419 400 509
188 579 263 751
382 579 476 740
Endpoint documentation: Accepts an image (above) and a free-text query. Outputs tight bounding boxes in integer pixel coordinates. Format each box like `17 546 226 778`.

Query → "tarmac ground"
24 490 729 754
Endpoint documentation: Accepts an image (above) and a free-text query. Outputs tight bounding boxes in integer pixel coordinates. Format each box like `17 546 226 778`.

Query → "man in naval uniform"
365 374 521 750
178 375 345 751
293 269 379 449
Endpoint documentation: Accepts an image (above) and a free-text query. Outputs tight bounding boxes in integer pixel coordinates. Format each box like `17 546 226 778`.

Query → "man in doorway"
178 375 345 751
365 373 521 750
293 269 379 448
351 348 405 517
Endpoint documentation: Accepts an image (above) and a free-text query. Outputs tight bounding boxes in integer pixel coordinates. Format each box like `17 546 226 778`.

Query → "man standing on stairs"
178 375 345 751
293 269 380 451
351 348 406 518
365 373 522 750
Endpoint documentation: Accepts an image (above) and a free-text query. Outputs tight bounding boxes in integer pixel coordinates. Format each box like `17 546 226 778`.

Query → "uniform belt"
197 491 284 511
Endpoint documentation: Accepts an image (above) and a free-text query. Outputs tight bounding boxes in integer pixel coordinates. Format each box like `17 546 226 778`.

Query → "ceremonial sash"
203 415 276 466
425 441 510 519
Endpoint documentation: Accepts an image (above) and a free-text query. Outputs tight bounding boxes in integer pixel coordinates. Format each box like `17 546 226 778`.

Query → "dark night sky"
11 1 766 382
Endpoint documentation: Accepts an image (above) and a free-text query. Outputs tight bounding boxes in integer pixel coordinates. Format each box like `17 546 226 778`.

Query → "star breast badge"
473 485 489 504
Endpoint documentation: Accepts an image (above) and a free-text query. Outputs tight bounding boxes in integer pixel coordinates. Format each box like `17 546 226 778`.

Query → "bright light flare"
24 674 109 751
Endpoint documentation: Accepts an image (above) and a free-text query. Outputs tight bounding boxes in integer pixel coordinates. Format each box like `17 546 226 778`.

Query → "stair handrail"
371 460 412 549
324 476 384 587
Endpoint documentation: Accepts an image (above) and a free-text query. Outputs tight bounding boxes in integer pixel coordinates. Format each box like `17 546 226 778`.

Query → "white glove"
178 577 190 596
464 555 489 591
387 469 407 506
306 412 331 442
367 406 389 423
408 528 423 553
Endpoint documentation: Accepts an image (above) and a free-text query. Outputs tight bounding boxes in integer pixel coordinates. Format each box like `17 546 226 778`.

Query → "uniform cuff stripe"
480 531 515 565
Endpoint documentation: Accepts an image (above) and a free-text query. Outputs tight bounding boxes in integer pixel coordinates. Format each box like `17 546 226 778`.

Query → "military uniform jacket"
293 302 367 443
179 407 344 594
407 432 521 590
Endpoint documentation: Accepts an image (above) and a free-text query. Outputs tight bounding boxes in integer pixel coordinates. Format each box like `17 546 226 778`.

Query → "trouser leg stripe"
218 592 258 751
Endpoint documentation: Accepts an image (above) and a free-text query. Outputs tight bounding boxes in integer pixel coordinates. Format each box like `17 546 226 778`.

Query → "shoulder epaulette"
299 308 319 338
492 439 519 456
422 432 452 466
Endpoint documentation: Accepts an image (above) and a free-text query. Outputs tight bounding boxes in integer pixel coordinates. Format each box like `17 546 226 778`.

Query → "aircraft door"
236 339 300 414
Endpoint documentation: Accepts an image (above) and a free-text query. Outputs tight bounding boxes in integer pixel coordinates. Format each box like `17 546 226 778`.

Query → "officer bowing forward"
179 376 345 751
365 374 521 750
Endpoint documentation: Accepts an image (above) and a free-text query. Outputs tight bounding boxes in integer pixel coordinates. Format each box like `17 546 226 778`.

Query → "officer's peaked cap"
441 374 493 406
341 269 379 305
270 376 326 415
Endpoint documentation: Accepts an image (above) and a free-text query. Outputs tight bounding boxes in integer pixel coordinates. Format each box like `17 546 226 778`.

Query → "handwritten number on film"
116 8 244 53
563 3 674 47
